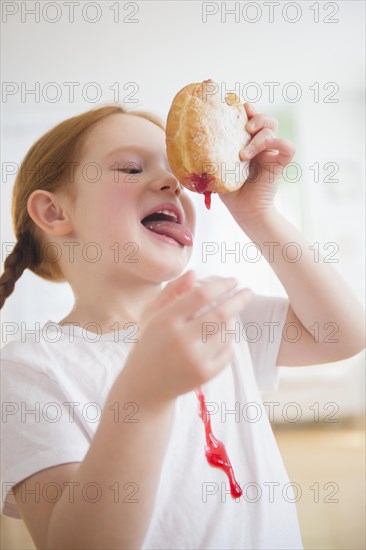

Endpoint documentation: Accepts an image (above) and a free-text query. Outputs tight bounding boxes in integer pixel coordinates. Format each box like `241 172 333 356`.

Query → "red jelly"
195 386 242 499
203 191 212 210
187 172 214 210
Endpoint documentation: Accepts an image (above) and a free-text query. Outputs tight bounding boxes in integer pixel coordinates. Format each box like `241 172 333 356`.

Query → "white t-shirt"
0 294 304 550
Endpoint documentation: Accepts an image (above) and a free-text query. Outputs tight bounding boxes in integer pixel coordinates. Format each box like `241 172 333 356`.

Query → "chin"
145 256 191 283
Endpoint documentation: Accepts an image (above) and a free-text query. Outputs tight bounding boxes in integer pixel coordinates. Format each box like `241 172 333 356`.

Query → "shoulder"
0 320 72 377
1 339 46 371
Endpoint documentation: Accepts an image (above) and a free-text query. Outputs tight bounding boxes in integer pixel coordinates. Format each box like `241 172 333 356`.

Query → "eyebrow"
106 145 171 170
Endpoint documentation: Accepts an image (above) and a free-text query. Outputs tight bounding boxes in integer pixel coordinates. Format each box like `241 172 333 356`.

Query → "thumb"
143 270 196 319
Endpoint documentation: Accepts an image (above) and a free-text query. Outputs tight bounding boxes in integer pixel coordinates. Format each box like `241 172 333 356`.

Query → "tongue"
143 220 193 247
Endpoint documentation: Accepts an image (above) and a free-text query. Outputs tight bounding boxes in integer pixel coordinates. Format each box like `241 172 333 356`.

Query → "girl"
0 103 364 550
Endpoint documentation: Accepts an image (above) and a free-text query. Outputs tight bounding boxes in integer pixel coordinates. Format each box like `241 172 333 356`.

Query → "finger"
195 287 252 323
261 137 296 166
161 276 239 323
244 102 257 119
144 270 196 318
165 269 196 298
246 114 278 135
239 127 276 160
194 275 232 287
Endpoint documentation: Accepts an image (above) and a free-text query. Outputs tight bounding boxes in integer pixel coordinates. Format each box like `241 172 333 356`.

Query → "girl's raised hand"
219 102 296 225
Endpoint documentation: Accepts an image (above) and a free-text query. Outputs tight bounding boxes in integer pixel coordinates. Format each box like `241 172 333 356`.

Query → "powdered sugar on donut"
194 89 251 191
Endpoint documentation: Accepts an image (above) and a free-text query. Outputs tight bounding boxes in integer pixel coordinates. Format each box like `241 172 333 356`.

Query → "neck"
58 273 162 335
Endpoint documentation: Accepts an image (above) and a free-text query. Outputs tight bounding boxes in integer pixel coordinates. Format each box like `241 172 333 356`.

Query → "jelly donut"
165 79 251 209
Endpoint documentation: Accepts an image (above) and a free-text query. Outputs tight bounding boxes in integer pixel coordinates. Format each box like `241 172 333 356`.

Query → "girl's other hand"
123 271 252 409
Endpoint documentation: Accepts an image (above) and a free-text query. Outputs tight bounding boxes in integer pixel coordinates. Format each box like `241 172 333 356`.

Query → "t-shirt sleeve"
1 357 90 519
238 293 290 392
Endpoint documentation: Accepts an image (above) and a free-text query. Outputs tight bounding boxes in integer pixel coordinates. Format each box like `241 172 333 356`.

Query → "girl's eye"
118 167 142 174
110 161 142 174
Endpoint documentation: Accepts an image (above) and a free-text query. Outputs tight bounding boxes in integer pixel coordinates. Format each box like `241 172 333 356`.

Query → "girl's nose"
160 180 182 196
155 170 183 196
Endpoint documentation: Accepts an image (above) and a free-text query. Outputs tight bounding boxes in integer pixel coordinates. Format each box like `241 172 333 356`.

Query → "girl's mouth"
140 212 193 247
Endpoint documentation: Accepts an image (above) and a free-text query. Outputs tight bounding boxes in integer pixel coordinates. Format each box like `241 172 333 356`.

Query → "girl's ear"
27 190 73 237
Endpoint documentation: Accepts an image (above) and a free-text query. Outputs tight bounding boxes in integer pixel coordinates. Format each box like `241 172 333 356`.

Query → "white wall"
1 1 365 417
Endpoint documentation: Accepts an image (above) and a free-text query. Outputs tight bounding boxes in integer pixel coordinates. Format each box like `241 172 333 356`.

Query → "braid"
0 233 41 309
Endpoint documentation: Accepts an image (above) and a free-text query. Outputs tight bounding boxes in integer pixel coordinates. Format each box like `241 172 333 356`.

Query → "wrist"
237 206 280 236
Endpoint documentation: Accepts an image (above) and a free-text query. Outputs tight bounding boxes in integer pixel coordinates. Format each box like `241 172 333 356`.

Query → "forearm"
47 367 174 549
240 208 365 352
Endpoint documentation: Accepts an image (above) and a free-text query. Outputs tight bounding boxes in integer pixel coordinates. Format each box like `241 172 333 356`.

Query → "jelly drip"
203 191 212 210
195 386 242 499
187 172 214 210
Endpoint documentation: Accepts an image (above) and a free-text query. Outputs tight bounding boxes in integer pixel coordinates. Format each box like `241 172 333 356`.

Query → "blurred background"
1 1 365 548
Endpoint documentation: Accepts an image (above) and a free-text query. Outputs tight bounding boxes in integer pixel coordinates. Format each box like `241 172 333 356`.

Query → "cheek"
94 184 138 234
75 181 138 240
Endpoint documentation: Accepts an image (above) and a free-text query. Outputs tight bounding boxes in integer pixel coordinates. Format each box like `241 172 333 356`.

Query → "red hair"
0 104 165 309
